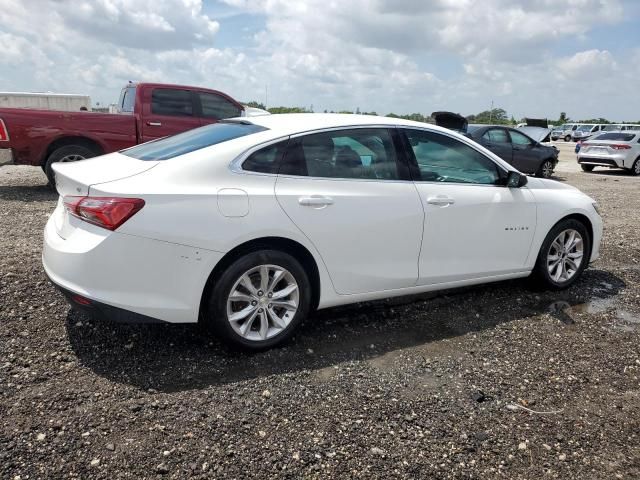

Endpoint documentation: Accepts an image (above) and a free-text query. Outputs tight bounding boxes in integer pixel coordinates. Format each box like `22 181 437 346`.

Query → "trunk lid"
52 152 157 196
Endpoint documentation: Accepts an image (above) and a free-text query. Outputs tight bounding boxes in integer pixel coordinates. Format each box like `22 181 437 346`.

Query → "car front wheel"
205 250 311 350
535 160 554 178
581 165 594 172
531 219 591 290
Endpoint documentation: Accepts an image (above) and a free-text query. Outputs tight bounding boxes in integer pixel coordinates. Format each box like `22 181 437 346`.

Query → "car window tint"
280 129 400 180
483 129 510 143
405 129 501 185
199 92 242 120
242 141 287 174
120 86 135 113
509 130 533 146
151 89 193 117
121 122 267 160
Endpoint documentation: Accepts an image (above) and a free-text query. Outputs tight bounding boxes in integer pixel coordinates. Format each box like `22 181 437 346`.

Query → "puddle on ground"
546 297 639 331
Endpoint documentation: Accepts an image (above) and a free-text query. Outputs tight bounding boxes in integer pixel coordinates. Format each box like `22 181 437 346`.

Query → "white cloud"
0 0 637 120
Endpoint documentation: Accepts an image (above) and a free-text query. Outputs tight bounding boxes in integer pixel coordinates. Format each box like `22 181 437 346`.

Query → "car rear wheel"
630 157 640 176
531 219 591 290
45 145 98 186
535 160 554 178
564 135 571 142
205 250 311 350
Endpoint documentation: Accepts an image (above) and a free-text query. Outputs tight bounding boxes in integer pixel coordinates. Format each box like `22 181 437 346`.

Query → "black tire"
530 218 591 290
535 159 554 178
44 145 98 186
581 165 594 172
205 250 311 350
630 157 640 176
564 135 571 142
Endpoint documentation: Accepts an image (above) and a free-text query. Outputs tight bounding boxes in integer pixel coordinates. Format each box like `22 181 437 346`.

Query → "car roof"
234 113 446 137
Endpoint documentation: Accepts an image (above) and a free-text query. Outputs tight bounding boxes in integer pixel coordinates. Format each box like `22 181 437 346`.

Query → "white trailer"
0 92 91 112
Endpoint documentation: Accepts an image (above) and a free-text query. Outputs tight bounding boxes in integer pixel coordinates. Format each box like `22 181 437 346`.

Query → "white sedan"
43 114 603 349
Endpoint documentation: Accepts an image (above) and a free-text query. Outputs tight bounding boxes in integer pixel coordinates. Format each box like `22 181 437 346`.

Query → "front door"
401 128 537 285
275 127 423 295
508 129 542 174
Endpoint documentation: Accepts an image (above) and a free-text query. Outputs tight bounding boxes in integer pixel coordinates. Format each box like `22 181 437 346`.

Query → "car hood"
526 177 579 191
518 126 552 143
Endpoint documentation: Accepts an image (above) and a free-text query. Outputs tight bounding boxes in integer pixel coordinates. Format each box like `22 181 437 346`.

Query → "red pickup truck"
0 82 245 183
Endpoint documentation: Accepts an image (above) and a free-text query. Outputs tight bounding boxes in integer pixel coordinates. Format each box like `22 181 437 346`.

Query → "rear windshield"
592 132 636 142
121 122 267 160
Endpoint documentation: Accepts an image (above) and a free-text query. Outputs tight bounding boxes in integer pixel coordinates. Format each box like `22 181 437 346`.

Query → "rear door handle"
426 196 455 206
146 121 162 126
298 195 334 207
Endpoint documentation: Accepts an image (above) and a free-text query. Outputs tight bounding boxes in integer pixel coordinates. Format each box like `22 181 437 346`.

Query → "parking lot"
1 144 639 478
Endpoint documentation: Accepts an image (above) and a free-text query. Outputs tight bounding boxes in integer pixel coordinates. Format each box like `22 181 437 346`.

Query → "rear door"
140 88 201 142
508 129 541 174
274 127 424 294
481 128 513 164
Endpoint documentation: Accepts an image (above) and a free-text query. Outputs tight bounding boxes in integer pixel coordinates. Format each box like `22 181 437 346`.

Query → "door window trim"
399 127 510 187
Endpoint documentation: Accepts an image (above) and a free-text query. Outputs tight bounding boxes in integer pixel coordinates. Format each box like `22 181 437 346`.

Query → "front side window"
280 128 400 180
404 129 502 185
509 130 533 146
151 88 193 117
483 128 510 144
199 92 242 120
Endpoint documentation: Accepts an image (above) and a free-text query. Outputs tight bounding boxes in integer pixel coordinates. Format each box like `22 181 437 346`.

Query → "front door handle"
426 196 455 207
298 195 334 207
146 121 162 126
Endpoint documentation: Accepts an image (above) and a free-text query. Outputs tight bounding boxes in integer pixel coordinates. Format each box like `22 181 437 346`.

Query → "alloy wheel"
226 264 299 341
542 161 553 178
59 154 86 162
547 229 584 283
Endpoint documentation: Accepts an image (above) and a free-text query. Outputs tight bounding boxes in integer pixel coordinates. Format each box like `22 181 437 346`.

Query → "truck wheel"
45 145 98 186
564 135 571 142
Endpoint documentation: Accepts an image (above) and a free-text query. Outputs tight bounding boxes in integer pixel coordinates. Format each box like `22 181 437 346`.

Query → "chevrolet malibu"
43 114 603 349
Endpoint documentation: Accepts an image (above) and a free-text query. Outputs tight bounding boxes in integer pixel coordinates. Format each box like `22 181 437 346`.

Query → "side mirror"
506 171 528 188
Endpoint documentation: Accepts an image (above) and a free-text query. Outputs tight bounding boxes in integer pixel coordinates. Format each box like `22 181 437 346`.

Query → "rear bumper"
577 156 624 168
0 148 14 166
42 211 224 324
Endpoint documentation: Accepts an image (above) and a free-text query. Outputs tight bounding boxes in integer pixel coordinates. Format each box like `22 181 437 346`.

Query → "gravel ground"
1 158 639 479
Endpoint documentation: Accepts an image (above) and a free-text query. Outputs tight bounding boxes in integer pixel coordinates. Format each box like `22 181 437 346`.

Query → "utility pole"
489 99 494 123
264 84 268 110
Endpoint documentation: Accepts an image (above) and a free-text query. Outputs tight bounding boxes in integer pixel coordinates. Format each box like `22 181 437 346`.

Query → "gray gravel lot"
1 150 640 478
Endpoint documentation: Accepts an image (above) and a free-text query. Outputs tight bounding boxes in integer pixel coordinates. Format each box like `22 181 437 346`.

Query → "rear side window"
199 92 242 120
120 86 136 113
280 128 400 180
242 141 288 174
593 133 636 141
483 129 510 143
121 122 267 160
151 88 193 117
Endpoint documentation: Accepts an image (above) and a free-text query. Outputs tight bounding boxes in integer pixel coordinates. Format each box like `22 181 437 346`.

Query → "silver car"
571 124 605 141
551 123 578 141
577 131 640 175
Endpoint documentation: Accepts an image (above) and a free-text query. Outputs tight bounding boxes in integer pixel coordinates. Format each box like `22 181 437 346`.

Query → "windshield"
118 86 136 113
121 122 268 160
591 132 636 142
577 125 595 131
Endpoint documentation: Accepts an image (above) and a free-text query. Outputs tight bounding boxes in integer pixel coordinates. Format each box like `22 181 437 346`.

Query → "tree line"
244 102 639 125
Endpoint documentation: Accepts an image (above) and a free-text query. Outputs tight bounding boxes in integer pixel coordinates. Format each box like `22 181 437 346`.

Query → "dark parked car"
466 125 559 178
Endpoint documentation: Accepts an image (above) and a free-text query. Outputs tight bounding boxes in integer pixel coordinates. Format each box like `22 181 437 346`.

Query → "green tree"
558 112 569 124
467 108 508 125
267 106 310 114
245 100 266 110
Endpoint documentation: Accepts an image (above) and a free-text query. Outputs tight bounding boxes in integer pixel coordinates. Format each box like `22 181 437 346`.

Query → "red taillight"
611 144 631 150
70 294 92 306
0 119 9 141
63 196 145 231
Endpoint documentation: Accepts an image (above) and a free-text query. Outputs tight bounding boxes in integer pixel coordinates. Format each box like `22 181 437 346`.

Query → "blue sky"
1 0 639 121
